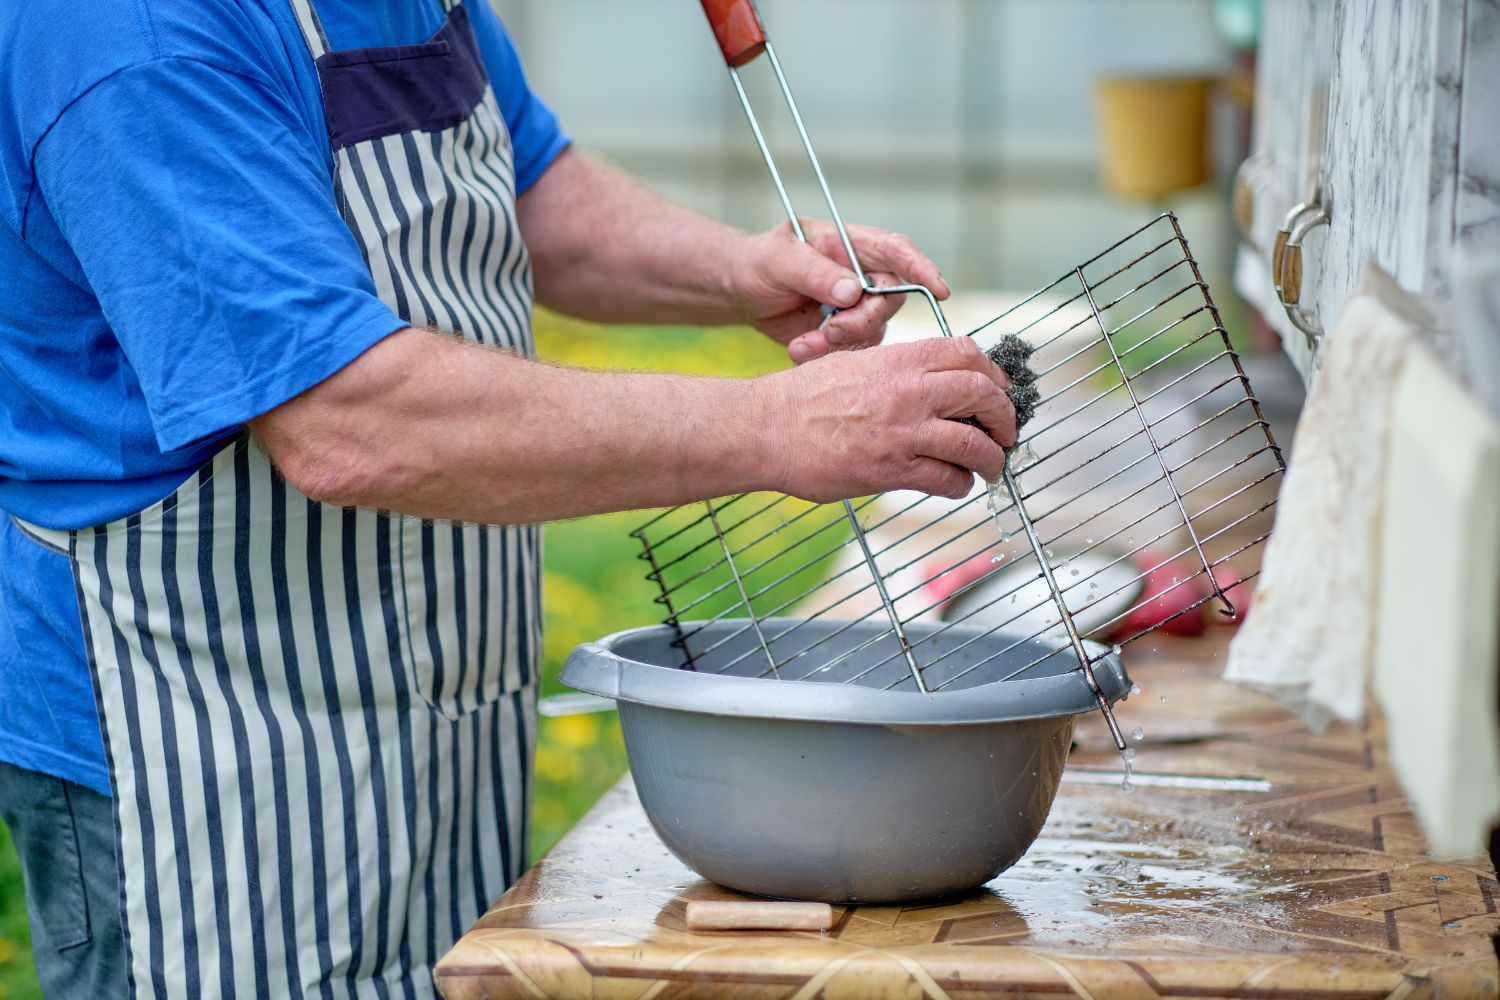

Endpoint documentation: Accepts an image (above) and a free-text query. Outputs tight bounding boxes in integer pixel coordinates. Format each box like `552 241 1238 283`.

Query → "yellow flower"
549 713 601 749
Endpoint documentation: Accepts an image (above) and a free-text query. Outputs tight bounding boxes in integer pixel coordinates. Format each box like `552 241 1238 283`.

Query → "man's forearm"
519 148 952 362
250 326 1017 525
517 149 753 326
252 328 784 523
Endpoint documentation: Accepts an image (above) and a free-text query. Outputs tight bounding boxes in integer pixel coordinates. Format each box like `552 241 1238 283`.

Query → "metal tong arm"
699 0 951 336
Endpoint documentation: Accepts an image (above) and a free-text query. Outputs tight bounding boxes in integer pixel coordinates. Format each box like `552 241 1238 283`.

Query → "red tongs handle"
699 0 767 67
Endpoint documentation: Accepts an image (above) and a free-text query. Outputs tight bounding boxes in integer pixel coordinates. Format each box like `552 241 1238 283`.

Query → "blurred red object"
928 549 1245 641
1116 558 1209 638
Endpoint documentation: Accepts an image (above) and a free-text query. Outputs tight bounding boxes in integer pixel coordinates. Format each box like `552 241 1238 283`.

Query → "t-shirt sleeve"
469 6 571 194
32 56 407 453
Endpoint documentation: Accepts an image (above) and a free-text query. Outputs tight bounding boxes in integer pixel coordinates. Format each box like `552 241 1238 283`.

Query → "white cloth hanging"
1223 265 1435 730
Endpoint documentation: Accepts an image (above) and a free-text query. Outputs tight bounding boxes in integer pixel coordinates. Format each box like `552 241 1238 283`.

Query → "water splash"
984 480 1016 550
1012 439 1039 470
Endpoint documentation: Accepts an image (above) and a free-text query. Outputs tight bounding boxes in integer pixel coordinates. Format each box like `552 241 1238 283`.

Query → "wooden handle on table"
700 0 767 67
685 900 834 932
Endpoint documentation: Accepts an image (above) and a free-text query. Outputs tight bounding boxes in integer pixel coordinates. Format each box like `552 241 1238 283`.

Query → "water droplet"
1443 921 1461 929
1089 581 1097 590
1128 682 1141 695
1431 874 1450 881
1044 548 1055 558
1130 726 1144 741
1125 535 1134 545
1121 779 1134 794
991 553 1006 564
1121 747 1137 761
1159 695 1166 703
1111 644 1123 656
1085 535 1095 545
1070 568 1080 577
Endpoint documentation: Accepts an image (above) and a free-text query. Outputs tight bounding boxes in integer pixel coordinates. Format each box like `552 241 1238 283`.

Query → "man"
0 0 1016 996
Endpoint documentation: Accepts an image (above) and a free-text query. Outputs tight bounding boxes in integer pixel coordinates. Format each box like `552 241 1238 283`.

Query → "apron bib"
21 3 542 996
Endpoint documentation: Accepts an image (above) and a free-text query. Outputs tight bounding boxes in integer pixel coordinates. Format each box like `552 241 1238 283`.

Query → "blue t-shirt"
0 0 569 794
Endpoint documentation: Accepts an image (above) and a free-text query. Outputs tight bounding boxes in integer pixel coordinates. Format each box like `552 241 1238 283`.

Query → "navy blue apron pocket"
315 4 488 151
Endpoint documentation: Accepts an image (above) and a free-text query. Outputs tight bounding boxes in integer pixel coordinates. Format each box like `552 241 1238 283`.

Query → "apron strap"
287 0 331 61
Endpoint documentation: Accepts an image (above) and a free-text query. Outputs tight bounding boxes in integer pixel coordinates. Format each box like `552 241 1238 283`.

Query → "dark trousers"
0 761 125 998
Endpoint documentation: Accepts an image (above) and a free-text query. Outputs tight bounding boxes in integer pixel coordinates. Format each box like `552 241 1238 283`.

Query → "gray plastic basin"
561 617 1129 904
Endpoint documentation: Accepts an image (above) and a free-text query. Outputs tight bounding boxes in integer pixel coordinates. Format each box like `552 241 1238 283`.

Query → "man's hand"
518 152 951 363
728 219 951 364
758 336 1015 502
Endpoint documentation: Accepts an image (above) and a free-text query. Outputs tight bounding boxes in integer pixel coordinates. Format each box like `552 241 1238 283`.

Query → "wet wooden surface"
437 631 1500 999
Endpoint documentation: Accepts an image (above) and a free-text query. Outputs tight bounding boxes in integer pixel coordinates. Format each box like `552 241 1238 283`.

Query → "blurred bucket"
1093 75 1215 200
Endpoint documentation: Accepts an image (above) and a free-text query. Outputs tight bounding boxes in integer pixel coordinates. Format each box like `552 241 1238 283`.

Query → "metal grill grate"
632 213 1285 746
632 1 1288 750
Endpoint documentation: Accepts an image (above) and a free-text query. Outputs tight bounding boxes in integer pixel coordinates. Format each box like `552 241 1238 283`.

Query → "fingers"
787 276 906 363
901 457 975 501
787 329 828 364
767 238 863 311
924 370 1018 448
906 335 1012 389
806 222 950 300
825 277 904 348
914 418 1008 482
807 295 902 358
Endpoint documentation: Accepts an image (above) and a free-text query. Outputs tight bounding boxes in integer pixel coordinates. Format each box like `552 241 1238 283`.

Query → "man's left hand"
728 219 951 364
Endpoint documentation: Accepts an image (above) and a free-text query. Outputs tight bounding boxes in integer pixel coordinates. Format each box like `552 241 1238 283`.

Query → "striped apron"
18 2 541 995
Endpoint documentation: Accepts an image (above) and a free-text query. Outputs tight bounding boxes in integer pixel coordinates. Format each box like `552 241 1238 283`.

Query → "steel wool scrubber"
562 0 1286 904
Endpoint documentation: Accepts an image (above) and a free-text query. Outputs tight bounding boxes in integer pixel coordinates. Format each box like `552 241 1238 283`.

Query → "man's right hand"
758 336 1017 503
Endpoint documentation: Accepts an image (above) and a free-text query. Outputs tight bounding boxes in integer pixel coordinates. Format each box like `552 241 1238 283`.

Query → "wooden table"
437 633 1500 999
